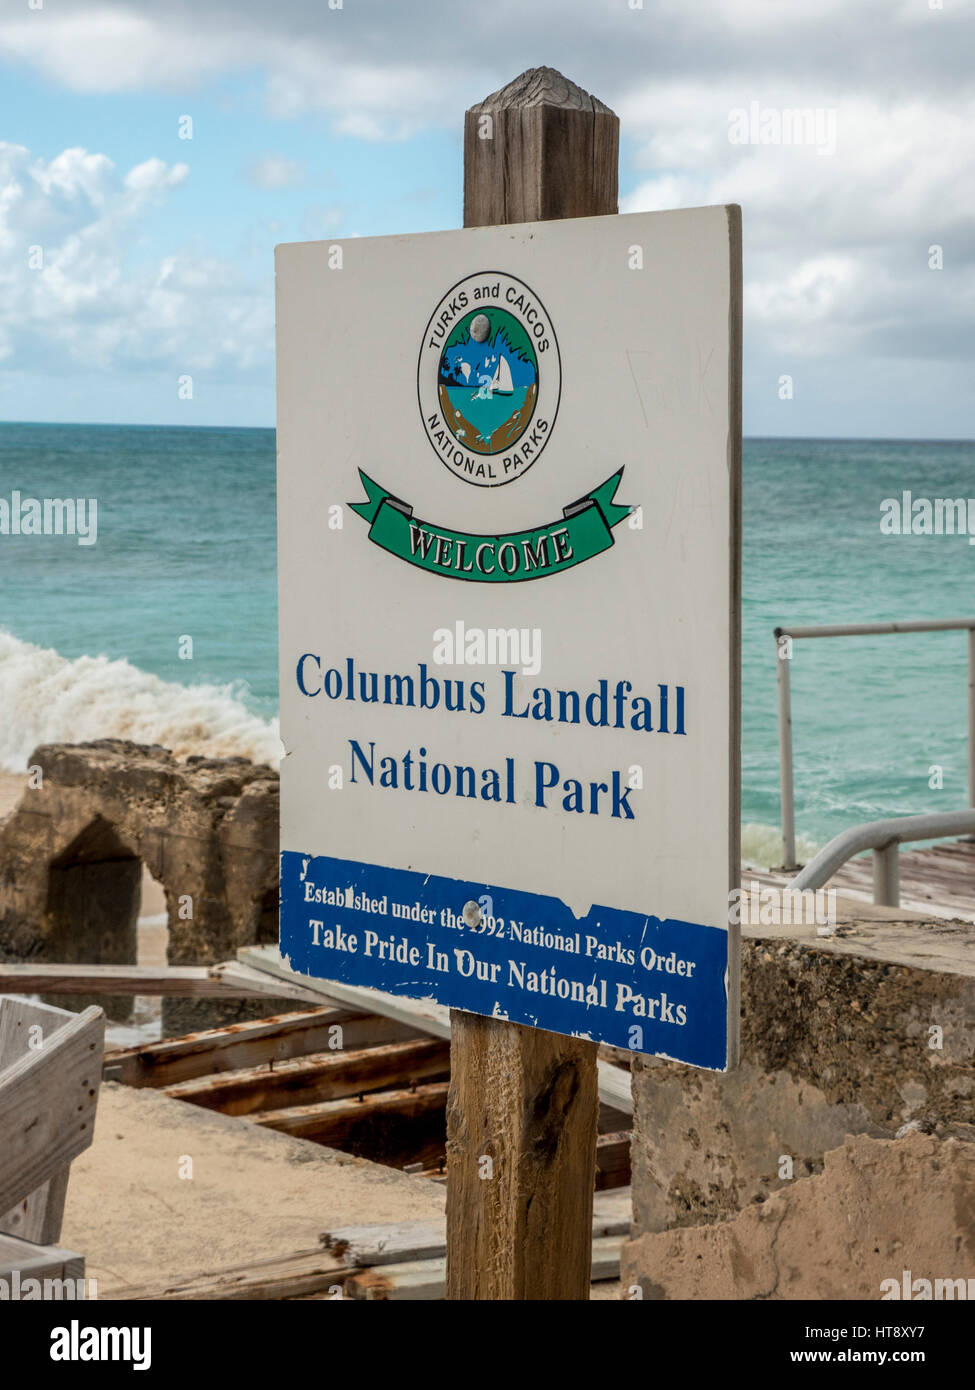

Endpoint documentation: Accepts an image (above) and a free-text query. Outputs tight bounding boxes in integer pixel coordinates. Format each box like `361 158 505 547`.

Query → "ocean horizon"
2 420 974 867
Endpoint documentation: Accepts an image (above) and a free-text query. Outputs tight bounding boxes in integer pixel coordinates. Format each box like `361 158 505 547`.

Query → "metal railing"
788 807 975 908
774 618 975 870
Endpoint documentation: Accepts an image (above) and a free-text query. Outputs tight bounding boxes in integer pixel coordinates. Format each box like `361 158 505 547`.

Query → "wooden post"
445 67 619 1302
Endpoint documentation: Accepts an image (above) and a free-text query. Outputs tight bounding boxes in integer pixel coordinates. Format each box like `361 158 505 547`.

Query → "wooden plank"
324 1220 447 1268
0 1233 85 1284
0 1003 104 1218
324 1189 631 1270
123 1248 354 1301
349 1257 446 1301
0 999 76 1243
206 960 330 1004
163 1038 450 1115
595 1131 631 1191
346 1235 624 1301
0 963 324 998
240 945 633 1116
238 946 451 1038
0 996 56 1070
591 1186 632 1238
104 1005 420 1088
0 1166 71 1246
589 1235 625 1283
253 1081 449 1163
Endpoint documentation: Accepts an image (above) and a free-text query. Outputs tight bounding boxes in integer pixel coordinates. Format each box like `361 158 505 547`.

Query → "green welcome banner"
349 470 631 583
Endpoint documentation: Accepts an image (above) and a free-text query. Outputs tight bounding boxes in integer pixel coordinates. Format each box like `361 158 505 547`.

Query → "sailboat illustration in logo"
489 353 514 395
437 308 538 457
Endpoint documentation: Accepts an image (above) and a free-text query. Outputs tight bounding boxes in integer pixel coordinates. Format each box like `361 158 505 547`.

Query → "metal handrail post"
773 618 975 870
969 628 975 812
872 842 900 908
775 629 797 870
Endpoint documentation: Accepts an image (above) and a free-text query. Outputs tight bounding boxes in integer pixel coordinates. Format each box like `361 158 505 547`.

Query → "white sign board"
276 206 741 1070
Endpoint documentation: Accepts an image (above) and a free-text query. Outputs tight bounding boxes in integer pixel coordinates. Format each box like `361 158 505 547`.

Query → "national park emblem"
349 269 631 583
416 271 561 488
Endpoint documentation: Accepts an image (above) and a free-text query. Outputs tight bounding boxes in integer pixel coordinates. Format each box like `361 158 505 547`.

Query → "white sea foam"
0 629 282 771
741 821 820 871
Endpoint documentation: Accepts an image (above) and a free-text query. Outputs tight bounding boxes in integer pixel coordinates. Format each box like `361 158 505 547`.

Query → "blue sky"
1 0 973 437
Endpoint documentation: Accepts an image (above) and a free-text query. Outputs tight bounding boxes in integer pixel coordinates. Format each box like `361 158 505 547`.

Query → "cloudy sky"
1 0 972 436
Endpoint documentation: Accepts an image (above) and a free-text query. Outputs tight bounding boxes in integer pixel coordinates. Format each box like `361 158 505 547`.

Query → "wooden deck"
744 838 975 923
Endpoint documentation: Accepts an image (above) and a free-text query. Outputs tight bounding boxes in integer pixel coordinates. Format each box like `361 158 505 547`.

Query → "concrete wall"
623 1130 975 1300
625 917 975 1297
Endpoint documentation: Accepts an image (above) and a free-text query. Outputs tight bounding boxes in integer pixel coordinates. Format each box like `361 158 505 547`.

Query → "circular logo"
418 271 561 488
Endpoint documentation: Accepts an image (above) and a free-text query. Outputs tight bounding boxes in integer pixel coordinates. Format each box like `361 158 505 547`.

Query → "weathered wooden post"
445 67 619 1302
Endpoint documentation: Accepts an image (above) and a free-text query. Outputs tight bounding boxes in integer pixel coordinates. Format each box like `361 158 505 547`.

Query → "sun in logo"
437 308 539 457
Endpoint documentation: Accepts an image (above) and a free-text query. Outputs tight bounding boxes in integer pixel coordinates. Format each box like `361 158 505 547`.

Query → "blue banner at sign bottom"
279 850 730 1071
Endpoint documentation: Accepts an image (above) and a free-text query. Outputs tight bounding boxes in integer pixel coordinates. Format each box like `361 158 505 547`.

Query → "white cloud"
0 142 271 374
620 85 975 366
1 0 974 423
246 156 305 190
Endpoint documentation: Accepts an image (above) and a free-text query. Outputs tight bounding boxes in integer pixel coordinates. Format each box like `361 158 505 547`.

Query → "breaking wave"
0 629 282 771
741 821 820 871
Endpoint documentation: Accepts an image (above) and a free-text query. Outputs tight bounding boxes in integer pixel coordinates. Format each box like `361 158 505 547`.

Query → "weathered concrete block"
622 1132 975 1300
630 922 975 1238
0 740 280 978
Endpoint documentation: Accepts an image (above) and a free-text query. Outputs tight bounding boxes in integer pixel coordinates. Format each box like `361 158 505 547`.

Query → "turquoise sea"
1 423 973 864
443 384 531 450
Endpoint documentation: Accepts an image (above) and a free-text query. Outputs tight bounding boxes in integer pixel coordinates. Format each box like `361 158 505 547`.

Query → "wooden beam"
0 1003 104 1219
123 1248 355 1301
595 1131 632 1191
0 962 322 1002
206 960 333 1004
238 946 452 1040
164 1038 449 1115
104 1005 420 1089
446 67 617 1302
0 1233 85 1285
345 1236 625 1301
323 1189 631 1269
253 1080 449 1165
324 1219 448 1268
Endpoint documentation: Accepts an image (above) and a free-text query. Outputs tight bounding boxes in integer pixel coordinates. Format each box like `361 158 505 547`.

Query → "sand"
63 1084 622 1299
63 1082 448 1297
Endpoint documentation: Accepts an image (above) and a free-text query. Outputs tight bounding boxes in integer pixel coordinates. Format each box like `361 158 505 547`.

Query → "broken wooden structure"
0 996 105 1291
91 949 634 1184
120 1188 632 1300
